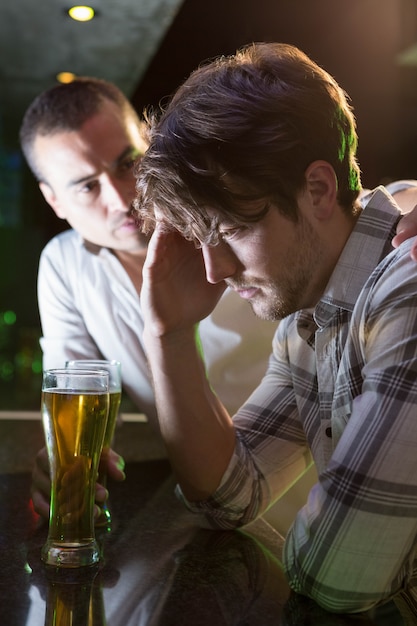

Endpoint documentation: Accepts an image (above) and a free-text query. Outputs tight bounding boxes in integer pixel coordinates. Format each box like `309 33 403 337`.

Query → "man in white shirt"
20 76 276 424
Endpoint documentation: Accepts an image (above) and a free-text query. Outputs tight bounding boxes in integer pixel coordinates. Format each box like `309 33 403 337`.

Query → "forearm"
144 325 236 501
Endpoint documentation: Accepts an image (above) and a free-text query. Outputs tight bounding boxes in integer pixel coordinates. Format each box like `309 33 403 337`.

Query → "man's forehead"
95 100 146 149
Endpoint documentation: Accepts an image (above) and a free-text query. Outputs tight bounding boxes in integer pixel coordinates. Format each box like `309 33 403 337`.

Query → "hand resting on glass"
31 446 126 520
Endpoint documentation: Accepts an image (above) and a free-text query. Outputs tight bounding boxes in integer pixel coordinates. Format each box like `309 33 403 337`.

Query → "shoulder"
385 178 417 196
41 229 80 257
358 238 417 319
39 229 85 280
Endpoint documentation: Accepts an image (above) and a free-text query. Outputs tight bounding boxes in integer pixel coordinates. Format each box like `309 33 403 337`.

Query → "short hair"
135 42 361 244
20 77 140 181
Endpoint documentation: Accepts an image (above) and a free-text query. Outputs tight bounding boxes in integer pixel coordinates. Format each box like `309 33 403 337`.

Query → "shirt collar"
313 186 401 328
77 234 110 257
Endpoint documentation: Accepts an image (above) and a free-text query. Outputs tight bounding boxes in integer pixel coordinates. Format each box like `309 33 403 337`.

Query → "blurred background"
1 0 417 410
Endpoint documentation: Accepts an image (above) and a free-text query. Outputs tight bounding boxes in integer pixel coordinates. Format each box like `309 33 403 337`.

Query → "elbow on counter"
175 480 266 531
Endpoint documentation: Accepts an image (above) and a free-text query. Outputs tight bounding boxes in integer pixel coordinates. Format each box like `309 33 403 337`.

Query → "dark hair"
19 76 139 181
135 42 361 244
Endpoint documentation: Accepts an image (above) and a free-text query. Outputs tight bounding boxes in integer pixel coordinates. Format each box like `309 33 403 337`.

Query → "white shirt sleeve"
37 232 101 369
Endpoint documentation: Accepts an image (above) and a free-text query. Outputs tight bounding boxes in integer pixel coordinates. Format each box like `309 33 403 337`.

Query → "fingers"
31 490 50 520
392 227 412 248
36 446 50 473
57 458 88 521
143 223 171 268
393 207 417 256
93 449 124 516
30 446 126 521
105 448 126 482
95 481 109 505
31 447 51 519
392 227 417 261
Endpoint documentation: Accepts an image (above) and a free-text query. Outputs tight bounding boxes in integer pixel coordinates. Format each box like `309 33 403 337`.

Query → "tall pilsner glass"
66 360 122 528
41 368 109 567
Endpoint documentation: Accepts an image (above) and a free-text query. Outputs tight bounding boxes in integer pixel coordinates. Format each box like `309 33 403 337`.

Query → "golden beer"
97 390 121 479
95 390 121 528
64 360 122 529
41 373 109 567
44 574 97 626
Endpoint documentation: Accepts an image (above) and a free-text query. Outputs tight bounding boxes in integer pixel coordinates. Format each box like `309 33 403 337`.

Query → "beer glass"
41 368 109 567
44 567 102 626
66 360 122 528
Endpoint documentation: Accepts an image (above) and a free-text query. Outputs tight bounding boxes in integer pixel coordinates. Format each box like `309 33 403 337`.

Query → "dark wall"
132 0 417 188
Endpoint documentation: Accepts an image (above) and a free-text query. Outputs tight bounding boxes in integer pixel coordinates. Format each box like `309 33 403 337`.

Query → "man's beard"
247 282 299 321
245 220 322 321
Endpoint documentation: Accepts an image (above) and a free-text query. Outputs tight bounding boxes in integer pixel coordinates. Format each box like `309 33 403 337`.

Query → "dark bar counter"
0 417 406 625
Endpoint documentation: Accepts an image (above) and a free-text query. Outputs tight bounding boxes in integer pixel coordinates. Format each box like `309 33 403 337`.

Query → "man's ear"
304 160 338 220
39 182 66 219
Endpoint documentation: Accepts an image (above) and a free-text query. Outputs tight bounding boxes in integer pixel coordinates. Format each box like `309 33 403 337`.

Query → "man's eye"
80 180 99 193
119 152 143 174
119 158 136 173
219 226 244 240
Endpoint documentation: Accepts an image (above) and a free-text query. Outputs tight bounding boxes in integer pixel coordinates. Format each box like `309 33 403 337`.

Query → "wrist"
143 324 205 374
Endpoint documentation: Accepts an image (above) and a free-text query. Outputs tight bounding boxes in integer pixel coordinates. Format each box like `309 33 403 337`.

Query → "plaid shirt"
180 187 417 615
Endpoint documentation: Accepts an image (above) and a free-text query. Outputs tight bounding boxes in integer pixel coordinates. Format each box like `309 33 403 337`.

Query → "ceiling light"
56 72 77 84
67 5 95 22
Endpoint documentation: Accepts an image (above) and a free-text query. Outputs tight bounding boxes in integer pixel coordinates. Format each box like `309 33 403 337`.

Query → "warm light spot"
68 5 95 22
56 71 77 84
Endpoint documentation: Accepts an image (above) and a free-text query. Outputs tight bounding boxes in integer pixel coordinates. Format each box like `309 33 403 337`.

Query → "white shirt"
37 229 277 426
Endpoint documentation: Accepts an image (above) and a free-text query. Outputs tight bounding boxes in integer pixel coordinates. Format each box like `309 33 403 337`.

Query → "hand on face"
141 225 226 337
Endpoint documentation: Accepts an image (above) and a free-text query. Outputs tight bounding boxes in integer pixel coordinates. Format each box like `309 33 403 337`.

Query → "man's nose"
202 241 238 284
103 175 134 213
